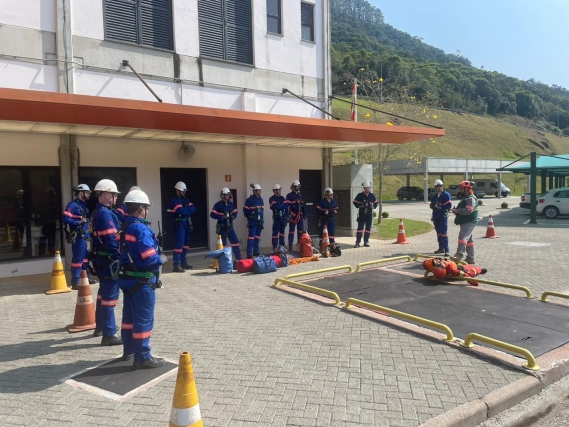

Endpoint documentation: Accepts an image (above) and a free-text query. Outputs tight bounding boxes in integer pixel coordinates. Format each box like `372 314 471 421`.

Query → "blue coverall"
353 192 379 245
269 194 287 249
316 198 338 245
430 190 452 253
170 196 196 267
243 194 264 257
285 191 306 250
114 203 128 224
210 200 241 260
92 204 121 337
61 198 90 285
118 217 163 363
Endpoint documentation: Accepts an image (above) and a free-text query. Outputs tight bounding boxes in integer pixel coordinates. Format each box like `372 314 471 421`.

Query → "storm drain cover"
67 357 177 399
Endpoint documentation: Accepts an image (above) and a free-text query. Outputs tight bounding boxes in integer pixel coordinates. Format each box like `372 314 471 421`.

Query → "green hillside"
332 99 569 198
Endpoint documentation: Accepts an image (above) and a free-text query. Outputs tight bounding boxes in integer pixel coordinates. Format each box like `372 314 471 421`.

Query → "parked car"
396 186 423 200
536 187 569 218
473 179 511 197
447 185 485 199
519 193 535 209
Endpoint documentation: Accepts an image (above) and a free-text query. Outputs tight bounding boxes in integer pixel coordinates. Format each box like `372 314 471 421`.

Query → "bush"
501 202 509 208
372 210 377 217
478 200 483 206
382 211 389 218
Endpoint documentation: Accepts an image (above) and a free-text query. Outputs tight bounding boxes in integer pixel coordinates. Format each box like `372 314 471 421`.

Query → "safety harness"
119 221 157 293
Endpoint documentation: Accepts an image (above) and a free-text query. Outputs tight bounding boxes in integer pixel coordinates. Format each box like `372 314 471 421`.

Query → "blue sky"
369 0 569 89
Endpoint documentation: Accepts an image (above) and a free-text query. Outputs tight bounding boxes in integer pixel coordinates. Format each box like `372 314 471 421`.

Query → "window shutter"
226 0 252 64
301 2 314 41
104 0 138 45
140 0 173 50
198 0 225 60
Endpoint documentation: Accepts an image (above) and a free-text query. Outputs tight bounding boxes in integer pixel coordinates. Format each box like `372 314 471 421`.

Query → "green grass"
332 99 569 199
371 218 433 240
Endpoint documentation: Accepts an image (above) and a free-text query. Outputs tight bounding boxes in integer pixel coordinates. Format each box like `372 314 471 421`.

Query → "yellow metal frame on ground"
273 278 341 305
284 265 353 280
460 333 540 371
355 256 412 272
540 291 569 303
344 298 455 342
424 273 534 299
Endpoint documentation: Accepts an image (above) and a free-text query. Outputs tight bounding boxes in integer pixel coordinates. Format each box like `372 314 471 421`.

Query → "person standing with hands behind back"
353 182 378 247
430 179 452 257
170 182 196 273
451 181 478 265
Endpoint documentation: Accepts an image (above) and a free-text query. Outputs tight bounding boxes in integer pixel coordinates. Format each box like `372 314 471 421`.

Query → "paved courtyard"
1 198 568 426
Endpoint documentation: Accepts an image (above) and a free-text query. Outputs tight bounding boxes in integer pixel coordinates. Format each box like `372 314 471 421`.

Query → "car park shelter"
0 88 444 277
385 157 513 202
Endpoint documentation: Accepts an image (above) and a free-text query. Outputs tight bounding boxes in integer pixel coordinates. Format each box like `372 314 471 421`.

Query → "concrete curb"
419 376 545 427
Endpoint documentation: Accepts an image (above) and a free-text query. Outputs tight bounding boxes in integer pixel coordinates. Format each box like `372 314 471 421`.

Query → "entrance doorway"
299 169 322 237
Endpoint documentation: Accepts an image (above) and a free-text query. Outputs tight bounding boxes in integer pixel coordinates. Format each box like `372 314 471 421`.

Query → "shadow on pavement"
0 334 96 364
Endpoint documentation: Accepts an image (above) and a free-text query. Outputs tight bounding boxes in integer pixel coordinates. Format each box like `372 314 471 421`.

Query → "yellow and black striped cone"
46 251 71 295
169 352 203 427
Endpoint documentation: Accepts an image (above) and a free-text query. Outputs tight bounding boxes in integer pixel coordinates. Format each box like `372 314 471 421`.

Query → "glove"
80 218 88 224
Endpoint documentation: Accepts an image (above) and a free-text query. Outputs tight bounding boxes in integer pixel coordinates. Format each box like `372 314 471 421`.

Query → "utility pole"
352 77 358 165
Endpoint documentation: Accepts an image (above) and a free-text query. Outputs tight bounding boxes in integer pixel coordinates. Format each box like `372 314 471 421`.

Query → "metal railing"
284 265 353 280
355 256 413 272
273 278 341 305
460 333 540 371
540 291 569 303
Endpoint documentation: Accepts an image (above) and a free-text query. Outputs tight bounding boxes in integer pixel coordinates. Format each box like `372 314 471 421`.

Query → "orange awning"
0 88 444 149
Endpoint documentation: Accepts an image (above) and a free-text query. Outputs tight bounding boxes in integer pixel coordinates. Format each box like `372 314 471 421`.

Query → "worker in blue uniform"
118 189 165 369
114 186 141 224
210 187 241 260
62 184 97 289
91 179 122 346
317 188 338 248
430 179 452 256
243 184 264 258
353 182 378 248
269 184 287 250
285 180 306 252
170 181 196 273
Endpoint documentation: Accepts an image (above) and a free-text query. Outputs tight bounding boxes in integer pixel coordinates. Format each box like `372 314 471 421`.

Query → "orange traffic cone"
46 251 71 295
2 223 12 243
393 219 410 244
210 234 223 270
169 352 203 427
12 228 23 251
482 215 499 238
66 271 96 332
320 225 330 252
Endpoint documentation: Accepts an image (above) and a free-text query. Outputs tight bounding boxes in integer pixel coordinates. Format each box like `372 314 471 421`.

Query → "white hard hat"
94 179 119 193
273 184 282 190
324 188 333 195
16 189 24 195
251 183 262 191
129 185 141 192
175 181 187 191
76 184 91 192
124 190 151 206
362 181 372 188
292 180 301 187
220 187 231 197
434 179 443 186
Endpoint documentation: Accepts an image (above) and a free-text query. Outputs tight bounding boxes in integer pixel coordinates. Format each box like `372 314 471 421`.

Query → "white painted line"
506 241 550 247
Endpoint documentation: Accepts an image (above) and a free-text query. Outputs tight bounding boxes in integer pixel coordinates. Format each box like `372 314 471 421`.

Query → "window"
301 2 314 42
0 167 61 262
104 0 173 50
198 0 253 65
267 0 282 34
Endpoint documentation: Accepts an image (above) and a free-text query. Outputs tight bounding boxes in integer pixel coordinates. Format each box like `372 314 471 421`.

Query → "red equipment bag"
236 255 281 273
298 232 314 257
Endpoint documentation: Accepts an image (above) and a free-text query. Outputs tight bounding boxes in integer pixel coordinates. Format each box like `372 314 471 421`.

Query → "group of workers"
429 179 478 264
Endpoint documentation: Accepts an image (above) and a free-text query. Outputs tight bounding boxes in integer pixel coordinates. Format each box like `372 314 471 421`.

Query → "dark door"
160 168 208 252
78 167 137 214
299 169 322 237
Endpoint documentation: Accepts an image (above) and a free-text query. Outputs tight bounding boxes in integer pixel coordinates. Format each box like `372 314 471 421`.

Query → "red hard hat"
433 266 447 279
459 180 472 189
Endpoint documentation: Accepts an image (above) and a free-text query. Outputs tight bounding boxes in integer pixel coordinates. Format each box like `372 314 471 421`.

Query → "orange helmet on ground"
445 261 457 274
433 266 447 279
423 258 434 271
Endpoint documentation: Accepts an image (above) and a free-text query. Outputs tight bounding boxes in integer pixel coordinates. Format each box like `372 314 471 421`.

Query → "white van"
473 179 510 197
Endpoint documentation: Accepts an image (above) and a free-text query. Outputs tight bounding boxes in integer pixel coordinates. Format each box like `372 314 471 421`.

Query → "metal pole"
530 152 537 224
122 60 163 102
354 77 358 165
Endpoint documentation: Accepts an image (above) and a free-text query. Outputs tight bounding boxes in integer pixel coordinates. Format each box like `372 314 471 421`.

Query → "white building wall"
0 0 56 32
0 132 60 166
0 59 59 92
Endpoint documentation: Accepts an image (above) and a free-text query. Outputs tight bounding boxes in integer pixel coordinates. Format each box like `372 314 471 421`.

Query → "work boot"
354 243 361 248
451 253 463 261
133 356 166 370
180 263 193 270
364 242 370 247
253 253 261 257
101 334 123 346
172 265 185 273
70 283 79 291
433 249 445 254
465 258 475 265
121 353 134 361
88 278 98 285
247 255 253 259
444 252 450 257
288 246 293 253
